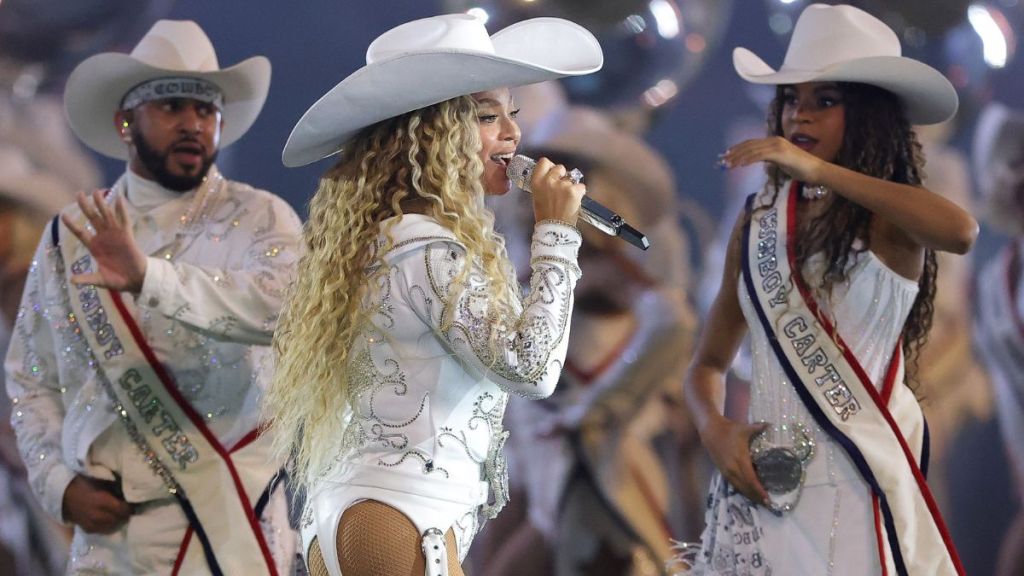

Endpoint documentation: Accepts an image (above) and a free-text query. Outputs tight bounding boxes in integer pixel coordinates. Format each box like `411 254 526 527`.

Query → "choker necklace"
801 183 829 201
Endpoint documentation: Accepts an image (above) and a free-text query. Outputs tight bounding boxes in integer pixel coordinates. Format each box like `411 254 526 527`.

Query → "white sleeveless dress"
686 248 920 575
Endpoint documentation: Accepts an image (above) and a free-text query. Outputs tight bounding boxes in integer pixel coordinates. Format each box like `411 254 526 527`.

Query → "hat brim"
65 53 270 160
282 17 602 167
733 47 958 125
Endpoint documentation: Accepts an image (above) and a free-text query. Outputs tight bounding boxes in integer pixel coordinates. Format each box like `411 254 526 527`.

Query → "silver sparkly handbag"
749 422 815 514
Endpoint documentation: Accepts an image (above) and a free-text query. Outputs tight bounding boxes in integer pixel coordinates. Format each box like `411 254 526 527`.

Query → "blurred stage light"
642 78 678 107
969 3 1009 67
769 12 794 35
624 14 648 34
649 0 681 39
467 7 490 24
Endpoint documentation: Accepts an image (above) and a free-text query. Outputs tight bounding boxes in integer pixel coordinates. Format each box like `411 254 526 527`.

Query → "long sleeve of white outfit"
137 190 302 346
397 221 582 399
4 237 77 522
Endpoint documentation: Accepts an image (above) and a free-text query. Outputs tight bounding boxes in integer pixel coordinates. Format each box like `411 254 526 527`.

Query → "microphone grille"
506 154 535 190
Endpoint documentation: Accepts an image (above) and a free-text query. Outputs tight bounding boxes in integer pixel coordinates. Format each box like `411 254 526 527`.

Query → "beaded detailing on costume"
313 219 580 563
9 247 90 503
343 341 445 478
414 227 578 519
340 268 447 479
422 239 576 396
438 391 511 519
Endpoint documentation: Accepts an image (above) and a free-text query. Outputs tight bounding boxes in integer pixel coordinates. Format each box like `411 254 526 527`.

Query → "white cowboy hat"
973 102 1024 234
282 14 603 167
733 3 957 125
64 19 270 160
0 146 76 217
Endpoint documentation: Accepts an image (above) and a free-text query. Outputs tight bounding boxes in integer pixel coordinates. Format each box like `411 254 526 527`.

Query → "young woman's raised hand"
720 136 826 184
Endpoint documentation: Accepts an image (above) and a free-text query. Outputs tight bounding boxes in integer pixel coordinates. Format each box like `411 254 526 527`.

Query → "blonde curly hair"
265 95 520 486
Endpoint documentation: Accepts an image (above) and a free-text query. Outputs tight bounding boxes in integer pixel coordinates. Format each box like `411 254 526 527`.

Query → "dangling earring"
121 120 131 142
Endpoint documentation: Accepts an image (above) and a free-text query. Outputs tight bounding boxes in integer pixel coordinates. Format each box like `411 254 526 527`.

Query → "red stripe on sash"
231 428 262 453
108 291 278 575
171 527 194 576
784 183 964 573
873 494 888 576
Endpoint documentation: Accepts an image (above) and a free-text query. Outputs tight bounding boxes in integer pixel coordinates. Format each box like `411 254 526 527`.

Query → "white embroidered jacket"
320 214 581 520
3 167 302 520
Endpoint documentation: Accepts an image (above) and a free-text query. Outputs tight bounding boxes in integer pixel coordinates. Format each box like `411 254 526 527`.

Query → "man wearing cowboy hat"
973 102 1024 576
4 20 301 575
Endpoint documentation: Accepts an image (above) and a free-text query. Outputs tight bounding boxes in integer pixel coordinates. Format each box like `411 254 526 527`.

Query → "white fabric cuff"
137 256 175 313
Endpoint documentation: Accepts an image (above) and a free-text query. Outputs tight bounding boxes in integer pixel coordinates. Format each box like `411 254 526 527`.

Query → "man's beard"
133 127 218 192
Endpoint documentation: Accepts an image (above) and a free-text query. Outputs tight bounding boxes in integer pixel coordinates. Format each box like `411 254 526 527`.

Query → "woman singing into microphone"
265 14 602 576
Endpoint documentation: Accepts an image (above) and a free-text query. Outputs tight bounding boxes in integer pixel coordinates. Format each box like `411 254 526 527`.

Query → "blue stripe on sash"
255 469 286 518
739 195 909 576
174 493 224 575
179 468 284 575
921 417 931 480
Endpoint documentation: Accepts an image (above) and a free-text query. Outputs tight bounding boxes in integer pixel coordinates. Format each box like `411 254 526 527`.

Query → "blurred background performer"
972 101 1024 576
0 6 120 573
483 106 701 576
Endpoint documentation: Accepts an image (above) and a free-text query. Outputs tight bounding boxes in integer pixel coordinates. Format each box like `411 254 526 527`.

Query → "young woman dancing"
682 4 976 575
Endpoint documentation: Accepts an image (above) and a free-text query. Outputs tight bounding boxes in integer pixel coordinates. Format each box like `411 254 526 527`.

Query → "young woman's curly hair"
265 95 519 485
758 82 937 391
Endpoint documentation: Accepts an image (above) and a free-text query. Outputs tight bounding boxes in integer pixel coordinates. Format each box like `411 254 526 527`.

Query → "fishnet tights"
307 500 464 576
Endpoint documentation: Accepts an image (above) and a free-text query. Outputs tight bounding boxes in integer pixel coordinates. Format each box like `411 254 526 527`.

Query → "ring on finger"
563 168 584 185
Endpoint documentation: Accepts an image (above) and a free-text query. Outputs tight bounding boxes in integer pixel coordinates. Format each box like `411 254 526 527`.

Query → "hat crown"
129 20 221 73
783 4 900 71
367 14 494 64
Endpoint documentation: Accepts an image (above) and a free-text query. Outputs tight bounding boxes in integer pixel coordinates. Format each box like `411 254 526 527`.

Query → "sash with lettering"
52 202 281 575
741 182 964 576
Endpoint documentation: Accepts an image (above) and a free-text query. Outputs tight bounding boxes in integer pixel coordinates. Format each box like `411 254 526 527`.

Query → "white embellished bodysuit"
301 214 581 575
689 247 921 575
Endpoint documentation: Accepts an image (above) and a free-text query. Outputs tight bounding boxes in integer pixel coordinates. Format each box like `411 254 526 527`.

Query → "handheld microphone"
506 154 650 250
